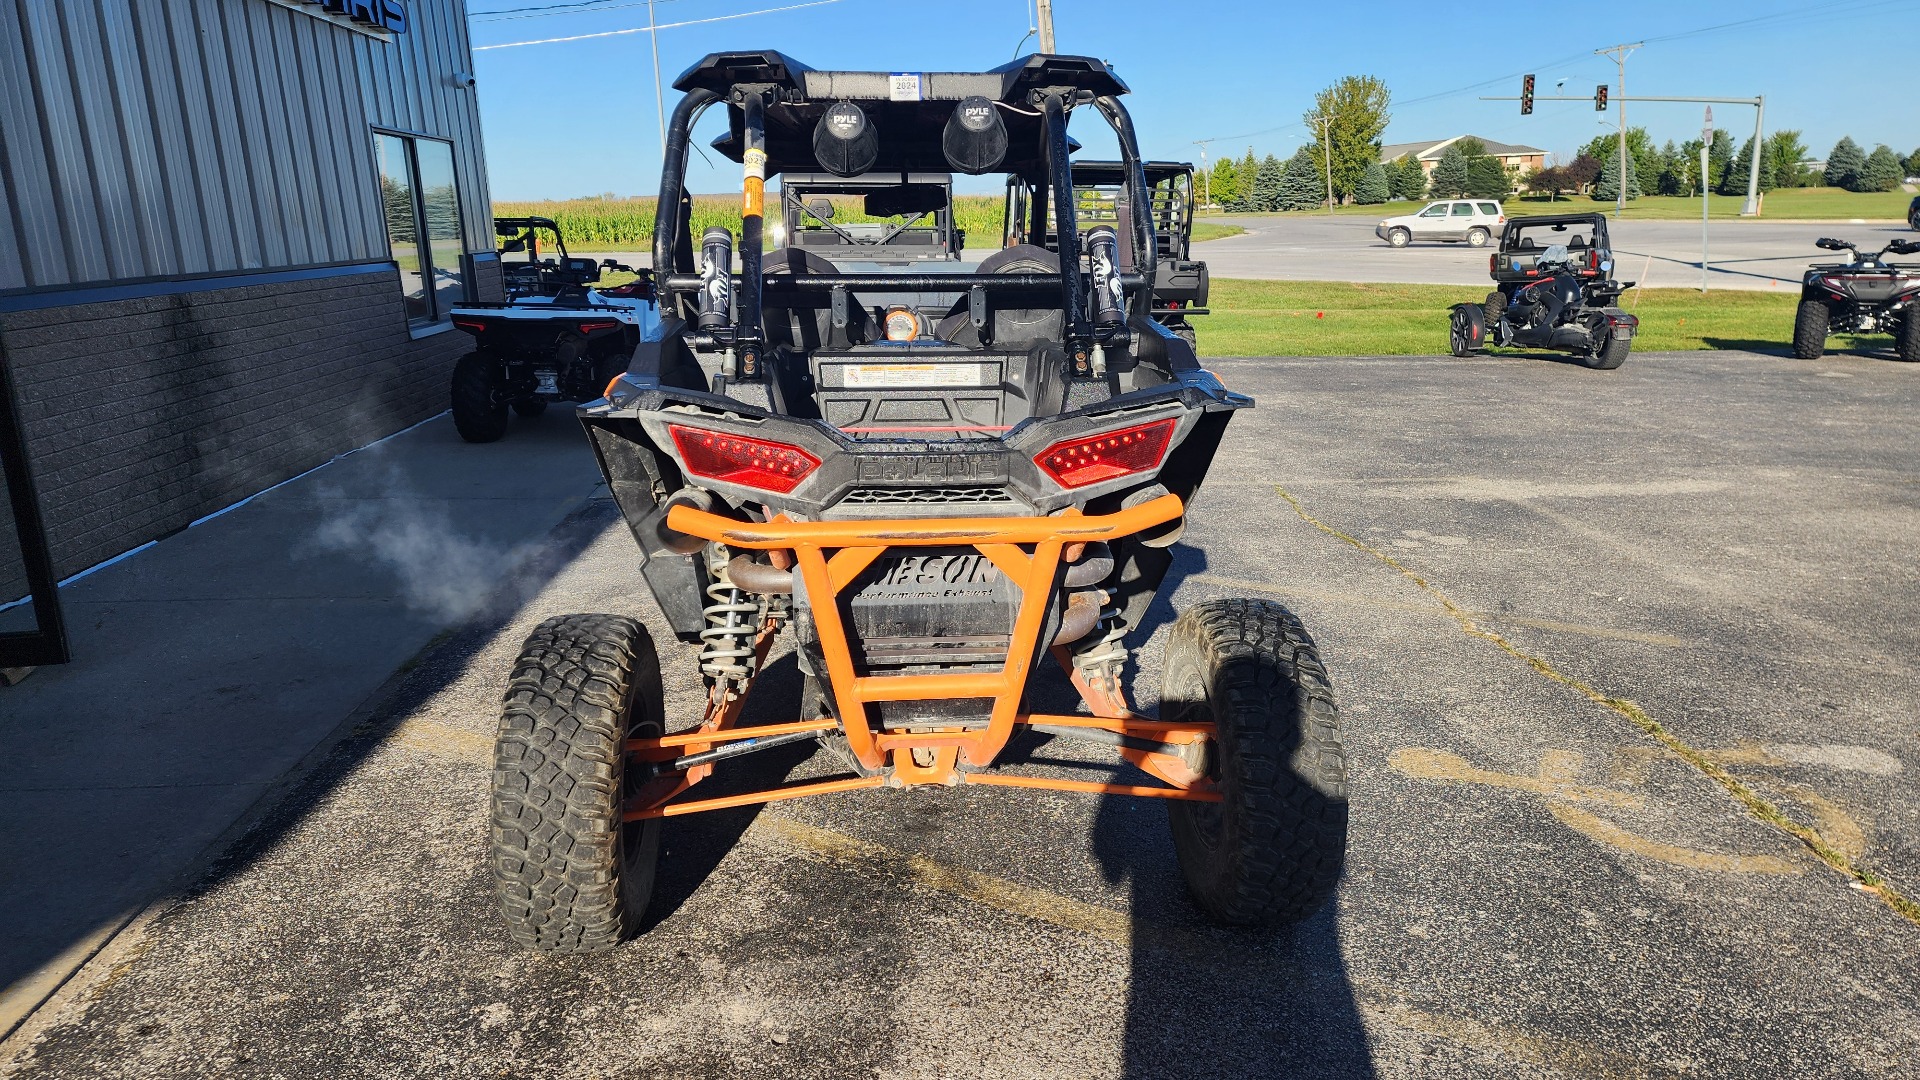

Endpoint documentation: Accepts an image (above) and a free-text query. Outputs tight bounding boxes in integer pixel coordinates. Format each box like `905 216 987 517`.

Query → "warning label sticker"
841 362 987 388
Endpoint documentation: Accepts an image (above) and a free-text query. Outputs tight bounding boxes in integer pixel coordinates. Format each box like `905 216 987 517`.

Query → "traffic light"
1520 74 1534 115
1595 84 1609 111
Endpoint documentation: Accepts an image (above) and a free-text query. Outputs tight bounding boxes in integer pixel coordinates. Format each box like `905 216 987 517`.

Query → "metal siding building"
0 0 501 612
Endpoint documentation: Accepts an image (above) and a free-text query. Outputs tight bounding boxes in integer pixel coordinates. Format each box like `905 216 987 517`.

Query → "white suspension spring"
1073 594 1129 692
699 564 763 692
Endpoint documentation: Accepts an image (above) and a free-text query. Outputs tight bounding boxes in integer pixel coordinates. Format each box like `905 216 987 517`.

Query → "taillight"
668 425 820 494
452 316 489 334
575 320 619 335
1490 254 1497 275
1034 418 1177 489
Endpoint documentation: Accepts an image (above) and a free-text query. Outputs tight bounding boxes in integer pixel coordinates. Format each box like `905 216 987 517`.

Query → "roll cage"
649 51 1162 379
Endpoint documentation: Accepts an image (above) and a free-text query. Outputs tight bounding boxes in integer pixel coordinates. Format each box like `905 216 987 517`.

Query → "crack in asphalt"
1271 483 1920 927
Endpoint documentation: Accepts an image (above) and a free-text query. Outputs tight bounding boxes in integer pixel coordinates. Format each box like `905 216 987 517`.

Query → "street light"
1306 115 1334 215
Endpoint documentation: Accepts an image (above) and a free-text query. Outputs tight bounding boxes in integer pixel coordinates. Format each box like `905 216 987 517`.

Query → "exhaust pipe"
727 554 794 595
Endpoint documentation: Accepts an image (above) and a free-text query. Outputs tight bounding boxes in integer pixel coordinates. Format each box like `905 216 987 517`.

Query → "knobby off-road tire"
1792 300 1831 360
1174 324 1198 350
1896 313 1920 363
1584 328 1631 370
1164 599 1348 926
512 398 550 418
491 614 665 953
452 352 510 443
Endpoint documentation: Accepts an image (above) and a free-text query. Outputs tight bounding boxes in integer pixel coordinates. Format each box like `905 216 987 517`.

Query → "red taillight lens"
575 320 619 335
1489 254 1497 275
668 425 820 494
452 316 489 334
1034 418 1177 489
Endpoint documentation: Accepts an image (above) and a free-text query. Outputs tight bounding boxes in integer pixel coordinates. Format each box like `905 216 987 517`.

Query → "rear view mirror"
501 238 526 252
864 184 947 218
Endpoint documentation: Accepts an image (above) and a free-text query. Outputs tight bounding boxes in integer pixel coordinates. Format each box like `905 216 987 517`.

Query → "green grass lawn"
1191 222 1246 243
1209 186 1914 223
1194 278 1886 357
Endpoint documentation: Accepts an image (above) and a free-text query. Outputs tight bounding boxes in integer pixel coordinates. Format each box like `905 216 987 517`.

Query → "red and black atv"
485 51 1350 954
1791 236 1920 361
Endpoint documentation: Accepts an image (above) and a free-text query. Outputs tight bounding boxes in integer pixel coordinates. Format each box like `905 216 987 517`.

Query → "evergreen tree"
1391 154 1427 200
1276 148 1325 211
1593 145 1643 202
1354 162 1391 204
1673 139 1704 196
1465 156 1508 199
1253 154 1286 211
1240 148 1259 190
1905 148 1920 178
1860 145 1904 193
1707 130 1735 192
1824 137 1866 189
1655 140 1685 196
1722 137 1759 196
1429 143 1470 198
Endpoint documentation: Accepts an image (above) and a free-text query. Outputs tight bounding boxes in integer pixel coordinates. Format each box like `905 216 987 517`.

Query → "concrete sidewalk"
0 410 604 1035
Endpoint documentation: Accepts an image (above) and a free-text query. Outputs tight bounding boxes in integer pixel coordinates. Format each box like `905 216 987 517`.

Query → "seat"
934 244 1063 347
762 247 862 352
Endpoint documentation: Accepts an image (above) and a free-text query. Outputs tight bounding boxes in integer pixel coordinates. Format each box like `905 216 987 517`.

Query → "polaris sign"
286 0 408 34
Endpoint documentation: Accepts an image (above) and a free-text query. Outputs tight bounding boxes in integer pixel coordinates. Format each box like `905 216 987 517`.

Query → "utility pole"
1193 140 1213 207
1595 42 1642 218
1308 115 1334 214
1742 96 1766 216
648 0 665 154
1701 107 1712 292
1036 0 1055 52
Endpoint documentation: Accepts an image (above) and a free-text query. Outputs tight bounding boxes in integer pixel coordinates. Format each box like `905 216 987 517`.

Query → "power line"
472 0 847 50
468 0 682 20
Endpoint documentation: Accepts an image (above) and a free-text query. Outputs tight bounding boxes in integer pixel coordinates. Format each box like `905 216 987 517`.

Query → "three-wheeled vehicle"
487 51 1349 953
1005 160 1210 345
446 219 662 442
777 171 964 263
1448 212 1638 369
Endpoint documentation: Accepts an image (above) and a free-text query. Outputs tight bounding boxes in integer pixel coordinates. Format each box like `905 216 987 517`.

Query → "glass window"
374 133 466 327
1450 203 1474 217
1419 204 1447 218
1477 202 1501 215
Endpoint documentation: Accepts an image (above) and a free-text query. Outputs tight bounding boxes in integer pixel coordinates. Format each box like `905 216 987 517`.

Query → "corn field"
491 195 1007 252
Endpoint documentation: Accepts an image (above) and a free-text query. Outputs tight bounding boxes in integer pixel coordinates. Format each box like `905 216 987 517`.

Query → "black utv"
485 51 1349 954
1448 212 1638 369
1006 160 1210 345
778 171 964 263
1791 236 1920 361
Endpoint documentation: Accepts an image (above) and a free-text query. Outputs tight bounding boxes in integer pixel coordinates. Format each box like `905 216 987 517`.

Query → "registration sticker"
888 72 923 101
842 362 987 388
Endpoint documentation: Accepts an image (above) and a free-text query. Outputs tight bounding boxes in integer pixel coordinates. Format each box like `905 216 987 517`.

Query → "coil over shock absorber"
699 546 765 697
1071 593 1129 708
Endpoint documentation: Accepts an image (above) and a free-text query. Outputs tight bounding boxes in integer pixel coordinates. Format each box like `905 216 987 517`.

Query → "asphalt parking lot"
1200 214 1918 291
5 349 1918 1079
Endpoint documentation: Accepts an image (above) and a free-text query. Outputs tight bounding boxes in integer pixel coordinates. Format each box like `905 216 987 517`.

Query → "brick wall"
0 267 471 599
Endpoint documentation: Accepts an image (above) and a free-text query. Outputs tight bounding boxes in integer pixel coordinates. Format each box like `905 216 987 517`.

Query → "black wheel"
1174 324 1198 350
490 614 665 953
1448 306 1483 357
1897 313 1920 363
513 399 550 418
1792 299 1831 360
1386 227 1411 248
1164 599 1348 927
1583 328 1631 370
452 352 510 443
1466 227 1490 248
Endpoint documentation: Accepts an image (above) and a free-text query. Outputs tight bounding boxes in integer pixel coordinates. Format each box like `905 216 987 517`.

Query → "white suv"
1375 200 1506 248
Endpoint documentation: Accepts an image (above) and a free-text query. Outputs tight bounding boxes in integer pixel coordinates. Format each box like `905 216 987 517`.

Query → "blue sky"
468 0 1920 200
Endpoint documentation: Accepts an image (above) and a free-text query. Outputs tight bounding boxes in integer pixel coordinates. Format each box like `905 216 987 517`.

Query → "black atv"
446 220 660 443
1448 213 1637 370
1006 160 1210 347
1790 236 1920 362
485 51 1349 954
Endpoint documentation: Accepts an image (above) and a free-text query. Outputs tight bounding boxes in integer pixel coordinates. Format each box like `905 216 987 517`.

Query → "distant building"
1380 137 1547 177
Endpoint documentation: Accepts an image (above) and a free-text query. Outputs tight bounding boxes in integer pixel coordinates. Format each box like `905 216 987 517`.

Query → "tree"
1825 137 1866 189
1354 162 1391 204
1429 143 1470 198
1276 148 1325 211
1723 137 1759 196
1706 129 1735 192
1761 130 1808 189
1563 154 1601 193
1905 148 1920 178
1209 156 1241 208
1466 156 1508 199
1670 140 1704 196
1593 144 1643 202
1860 145 1904 193
1252 154 1286 211
1390 154 1427 200
1526 165 1569 200
1304 75 1391 204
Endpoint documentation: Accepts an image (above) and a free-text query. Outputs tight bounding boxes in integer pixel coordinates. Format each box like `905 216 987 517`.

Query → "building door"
374 133 468 329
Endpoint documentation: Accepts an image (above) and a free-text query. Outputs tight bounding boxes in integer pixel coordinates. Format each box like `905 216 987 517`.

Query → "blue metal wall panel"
0 0 495 294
